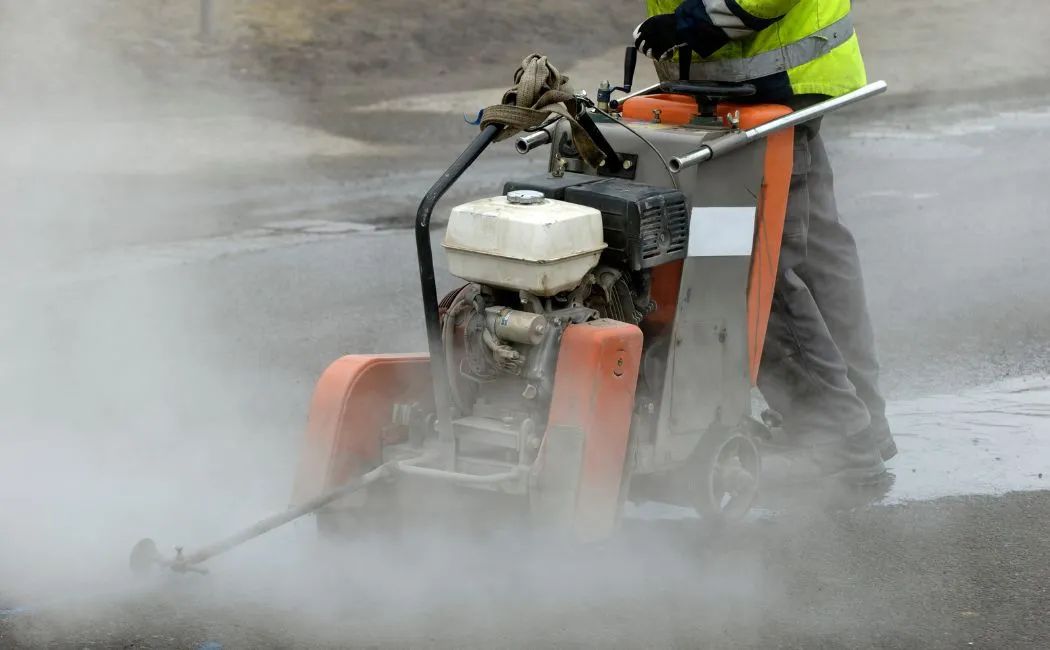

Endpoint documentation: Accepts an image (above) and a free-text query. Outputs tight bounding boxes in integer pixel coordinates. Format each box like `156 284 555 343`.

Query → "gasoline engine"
437 178 688 469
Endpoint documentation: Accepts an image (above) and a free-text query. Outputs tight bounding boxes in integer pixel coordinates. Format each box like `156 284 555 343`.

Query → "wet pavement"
879 376 1050 503
2 97 1050 648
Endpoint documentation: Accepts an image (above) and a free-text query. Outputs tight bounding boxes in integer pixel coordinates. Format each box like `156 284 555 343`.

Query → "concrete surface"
1 95 1050 649
853 0 1050 111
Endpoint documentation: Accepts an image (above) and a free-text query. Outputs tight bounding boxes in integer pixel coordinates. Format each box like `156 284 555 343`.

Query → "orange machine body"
291 90 797 540
621 94 794 385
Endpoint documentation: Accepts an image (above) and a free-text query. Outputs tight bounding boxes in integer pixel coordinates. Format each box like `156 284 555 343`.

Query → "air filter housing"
562 178 690 271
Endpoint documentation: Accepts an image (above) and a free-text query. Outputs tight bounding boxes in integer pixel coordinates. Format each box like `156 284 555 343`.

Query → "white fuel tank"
442 190 607 297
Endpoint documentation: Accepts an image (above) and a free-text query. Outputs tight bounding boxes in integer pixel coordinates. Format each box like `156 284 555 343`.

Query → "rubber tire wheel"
689 427 762 523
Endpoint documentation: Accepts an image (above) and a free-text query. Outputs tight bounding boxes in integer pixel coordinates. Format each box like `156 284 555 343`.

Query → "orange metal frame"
290 353 433 504
621 93 794 385
535 319 644 540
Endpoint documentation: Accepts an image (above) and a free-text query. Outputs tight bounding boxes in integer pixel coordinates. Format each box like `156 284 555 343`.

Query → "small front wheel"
689 427 761 522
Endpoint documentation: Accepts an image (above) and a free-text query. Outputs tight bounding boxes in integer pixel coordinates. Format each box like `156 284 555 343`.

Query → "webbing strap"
477 54 605 168
660 12 855 82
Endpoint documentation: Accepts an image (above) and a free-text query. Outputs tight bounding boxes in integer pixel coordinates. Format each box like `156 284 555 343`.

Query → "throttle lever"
600 46 639 110
622 46 637 92
679 46 692 81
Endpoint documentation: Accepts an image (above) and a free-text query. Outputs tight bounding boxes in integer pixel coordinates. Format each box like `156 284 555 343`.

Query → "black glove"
633 14 687 61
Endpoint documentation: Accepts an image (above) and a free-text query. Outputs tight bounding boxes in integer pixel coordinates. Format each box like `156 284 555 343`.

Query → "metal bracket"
597 153 638 180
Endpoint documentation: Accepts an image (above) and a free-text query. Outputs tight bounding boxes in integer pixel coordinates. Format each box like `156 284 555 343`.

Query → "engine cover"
564 179 689 271
503 174 690 271
442 190 607 297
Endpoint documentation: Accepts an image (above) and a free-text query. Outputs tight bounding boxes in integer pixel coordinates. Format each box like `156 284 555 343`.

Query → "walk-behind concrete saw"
130 47 887 576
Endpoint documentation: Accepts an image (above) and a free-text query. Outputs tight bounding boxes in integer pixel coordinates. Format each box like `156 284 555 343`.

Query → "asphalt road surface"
2 96 1050 649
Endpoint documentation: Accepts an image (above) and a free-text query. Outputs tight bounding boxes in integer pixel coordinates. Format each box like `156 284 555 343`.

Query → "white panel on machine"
442 190 607 297
687 206 757 258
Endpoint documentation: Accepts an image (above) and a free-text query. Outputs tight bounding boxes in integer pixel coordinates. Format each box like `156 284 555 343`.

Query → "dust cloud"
0 4 777 640
0 3 772 647
0 2 949 649
0 0 311 628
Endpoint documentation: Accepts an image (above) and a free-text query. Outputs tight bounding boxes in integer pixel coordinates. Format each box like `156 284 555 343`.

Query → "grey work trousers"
756 107 888 442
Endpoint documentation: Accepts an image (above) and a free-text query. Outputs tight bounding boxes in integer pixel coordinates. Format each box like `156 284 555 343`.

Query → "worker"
633 0 897 488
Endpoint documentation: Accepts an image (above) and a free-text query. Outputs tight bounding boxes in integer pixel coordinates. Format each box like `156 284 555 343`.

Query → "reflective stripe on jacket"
646 0 867 101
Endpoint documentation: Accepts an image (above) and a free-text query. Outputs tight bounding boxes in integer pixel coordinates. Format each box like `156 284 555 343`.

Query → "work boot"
758 426 887 489
760 408 898 462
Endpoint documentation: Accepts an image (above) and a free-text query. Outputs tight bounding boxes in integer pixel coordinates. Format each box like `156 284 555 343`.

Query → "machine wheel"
689 427 761 523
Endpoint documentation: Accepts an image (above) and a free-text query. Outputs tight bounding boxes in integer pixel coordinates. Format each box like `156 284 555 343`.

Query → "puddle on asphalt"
628 373 1050 521
880 373 1050 504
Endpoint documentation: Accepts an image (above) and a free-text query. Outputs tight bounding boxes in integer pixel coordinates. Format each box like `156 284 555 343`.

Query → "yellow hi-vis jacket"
646 0 866 101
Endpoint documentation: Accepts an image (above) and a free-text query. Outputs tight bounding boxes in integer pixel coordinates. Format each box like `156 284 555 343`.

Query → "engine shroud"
503 174 690 271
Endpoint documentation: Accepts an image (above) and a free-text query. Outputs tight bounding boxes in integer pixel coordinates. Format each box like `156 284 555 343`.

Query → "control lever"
607 44 693 110
622 46 637 93
599 46 639 109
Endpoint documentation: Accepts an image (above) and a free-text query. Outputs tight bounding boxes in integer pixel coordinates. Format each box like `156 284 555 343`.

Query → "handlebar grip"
678 45 692 80
623 46 637 90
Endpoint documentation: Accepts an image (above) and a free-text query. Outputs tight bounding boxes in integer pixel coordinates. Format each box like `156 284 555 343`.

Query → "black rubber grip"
624 46 637 90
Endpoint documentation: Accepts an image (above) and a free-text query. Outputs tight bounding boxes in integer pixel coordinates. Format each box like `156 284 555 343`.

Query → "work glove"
633 14 688 61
